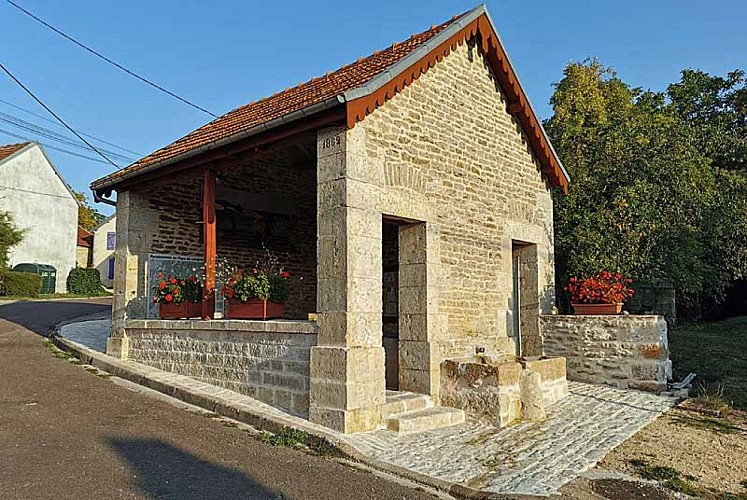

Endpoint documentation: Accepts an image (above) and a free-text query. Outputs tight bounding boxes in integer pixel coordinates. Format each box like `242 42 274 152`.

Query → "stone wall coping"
541 314 663 320
125 319 319 335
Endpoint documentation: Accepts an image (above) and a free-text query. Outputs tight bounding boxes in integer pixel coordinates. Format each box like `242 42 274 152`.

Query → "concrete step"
386 406 465 434
380 390 432 420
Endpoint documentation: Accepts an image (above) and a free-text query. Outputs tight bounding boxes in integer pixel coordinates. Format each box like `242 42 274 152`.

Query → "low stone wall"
540 315 671 392
124 319 317 416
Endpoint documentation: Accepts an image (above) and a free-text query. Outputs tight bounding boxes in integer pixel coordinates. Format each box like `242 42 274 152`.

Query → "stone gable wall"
358 40 555 358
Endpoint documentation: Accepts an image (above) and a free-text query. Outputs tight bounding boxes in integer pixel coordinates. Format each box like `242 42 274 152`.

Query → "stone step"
386 406 465 434
380 391 432 420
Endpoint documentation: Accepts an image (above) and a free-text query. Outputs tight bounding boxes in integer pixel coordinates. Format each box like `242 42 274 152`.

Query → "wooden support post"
202 170 217 319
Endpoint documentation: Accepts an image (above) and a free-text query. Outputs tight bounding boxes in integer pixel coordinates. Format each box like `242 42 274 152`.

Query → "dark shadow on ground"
108 437 279 499
0 299 111 336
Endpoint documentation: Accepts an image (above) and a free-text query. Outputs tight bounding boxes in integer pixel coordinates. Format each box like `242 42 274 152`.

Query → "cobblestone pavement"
345 383 674 496
58 319 110 353
59 319 675 497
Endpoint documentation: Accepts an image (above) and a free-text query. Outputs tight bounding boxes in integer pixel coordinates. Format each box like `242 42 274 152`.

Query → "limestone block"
398 340 439 372
519 370 546 422
308 405 380 434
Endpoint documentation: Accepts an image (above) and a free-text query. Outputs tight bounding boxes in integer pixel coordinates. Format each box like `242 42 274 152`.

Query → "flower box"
159 301 203 319
571 303 623 315
227 298 285 320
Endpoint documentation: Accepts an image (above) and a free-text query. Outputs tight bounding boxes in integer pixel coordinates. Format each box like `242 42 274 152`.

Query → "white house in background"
91 214 116 288
0 142 78 292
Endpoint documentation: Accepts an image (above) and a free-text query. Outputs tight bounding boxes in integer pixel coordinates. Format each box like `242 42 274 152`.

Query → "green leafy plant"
152 273 203 304
0 270 42 297
222 249 289 303
0 211 24 269
66 267 106 295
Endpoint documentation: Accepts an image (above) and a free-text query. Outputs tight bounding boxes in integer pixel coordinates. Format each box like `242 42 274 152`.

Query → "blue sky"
2 0 745 215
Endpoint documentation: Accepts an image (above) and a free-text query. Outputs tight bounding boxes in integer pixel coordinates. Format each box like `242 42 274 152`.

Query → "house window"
106 231 116 250
108 257 115 280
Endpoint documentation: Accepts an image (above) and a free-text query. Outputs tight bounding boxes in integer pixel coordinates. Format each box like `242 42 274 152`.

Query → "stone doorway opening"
382 219 400 390
511 241 541 357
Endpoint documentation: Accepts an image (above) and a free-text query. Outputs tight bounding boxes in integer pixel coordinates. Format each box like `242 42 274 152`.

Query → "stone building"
91 5 574 433
76 226 93 268
91 215 116 288
0 142 78 292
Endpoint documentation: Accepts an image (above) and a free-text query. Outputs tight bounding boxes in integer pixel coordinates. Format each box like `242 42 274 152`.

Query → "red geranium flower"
165 294 173 303
280 271 290 279
159 281 166 289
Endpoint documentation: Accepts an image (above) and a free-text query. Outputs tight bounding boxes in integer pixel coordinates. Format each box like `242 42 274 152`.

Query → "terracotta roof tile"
94 14 464 188
77 226 93 248
0 142 30 162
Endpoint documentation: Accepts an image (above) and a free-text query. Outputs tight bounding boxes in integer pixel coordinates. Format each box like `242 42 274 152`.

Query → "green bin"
12 263 57 294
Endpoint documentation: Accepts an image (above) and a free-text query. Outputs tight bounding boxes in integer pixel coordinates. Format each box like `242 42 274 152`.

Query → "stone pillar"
107 188 155 359
398 222 444 400
309 126 386 433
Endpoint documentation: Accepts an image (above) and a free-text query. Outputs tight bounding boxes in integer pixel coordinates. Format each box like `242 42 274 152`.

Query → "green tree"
0 211 24 269
545 60 739 317
74 190 106 230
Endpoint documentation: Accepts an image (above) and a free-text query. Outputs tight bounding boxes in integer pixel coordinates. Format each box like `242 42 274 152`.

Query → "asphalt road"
0 299 438 500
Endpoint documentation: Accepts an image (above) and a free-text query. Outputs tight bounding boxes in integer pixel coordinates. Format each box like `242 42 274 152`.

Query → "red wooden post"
202 170 217 319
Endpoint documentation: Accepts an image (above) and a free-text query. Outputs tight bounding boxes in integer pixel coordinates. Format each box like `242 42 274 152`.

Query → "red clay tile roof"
0 142 30 162
92 14 464 189
77 226 93 248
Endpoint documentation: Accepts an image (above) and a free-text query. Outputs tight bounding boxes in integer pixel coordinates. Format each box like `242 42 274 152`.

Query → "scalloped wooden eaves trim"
345 14 569 194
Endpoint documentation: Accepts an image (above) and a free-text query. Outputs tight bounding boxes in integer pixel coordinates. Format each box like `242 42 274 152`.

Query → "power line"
5 0 218 118
0 62 122 170
0 98 143 156
0 127 114 165
0 111 135 163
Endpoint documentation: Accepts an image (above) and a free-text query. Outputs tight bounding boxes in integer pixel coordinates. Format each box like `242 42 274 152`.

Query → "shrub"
0 270 42 297
66 267 105 295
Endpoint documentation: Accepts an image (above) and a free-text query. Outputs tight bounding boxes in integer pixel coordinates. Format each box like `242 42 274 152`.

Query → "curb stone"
51 332 532 500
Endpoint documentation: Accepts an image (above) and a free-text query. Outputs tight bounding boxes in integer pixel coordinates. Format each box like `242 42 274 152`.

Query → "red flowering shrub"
564 271 635 304
152 273 203 304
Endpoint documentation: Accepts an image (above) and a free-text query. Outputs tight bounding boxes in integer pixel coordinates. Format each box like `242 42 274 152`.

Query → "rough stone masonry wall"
359 40 556 360
123 143 318 319
125 320 317 416
540 315 672 392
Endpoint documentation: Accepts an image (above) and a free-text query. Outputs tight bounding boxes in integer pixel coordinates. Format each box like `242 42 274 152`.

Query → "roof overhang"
92 4 568 196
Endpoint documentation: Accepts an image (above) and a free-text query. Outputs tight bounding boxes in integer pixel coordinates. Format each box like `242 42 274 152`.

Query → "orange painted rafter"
345 14 569 194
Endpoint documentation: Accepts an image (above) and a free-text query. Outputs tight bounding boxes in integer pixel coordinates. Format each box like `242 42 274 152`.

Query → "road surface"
0 299 438 500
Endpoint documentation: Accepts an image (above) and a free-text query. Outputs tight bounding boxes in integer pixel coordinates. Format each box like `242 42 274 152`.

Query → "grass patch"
629 459 699 495
671 316 747 410
259 427 309 448
0 291 112 301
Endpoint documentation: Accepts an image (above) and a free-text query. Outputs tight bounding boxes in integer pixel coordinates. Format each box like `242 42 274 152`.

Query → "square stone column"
398 222 444 400
107 188 155 359
309 126 386 433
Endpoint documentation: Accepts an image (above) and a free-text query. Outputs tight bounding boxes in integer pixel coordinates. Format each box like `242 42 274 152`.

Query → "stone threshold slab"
50 334 492 500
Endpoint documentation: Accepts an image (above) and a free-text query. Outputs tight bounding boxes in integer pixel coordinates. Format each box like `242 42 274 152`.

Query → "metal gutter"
92 95 345 192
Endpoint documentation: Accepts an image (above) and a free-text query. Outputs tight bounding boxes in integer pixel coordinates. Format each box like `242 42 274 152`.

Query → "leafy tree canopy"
74 190 106 231
547 60 747 318
0 211 24 269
